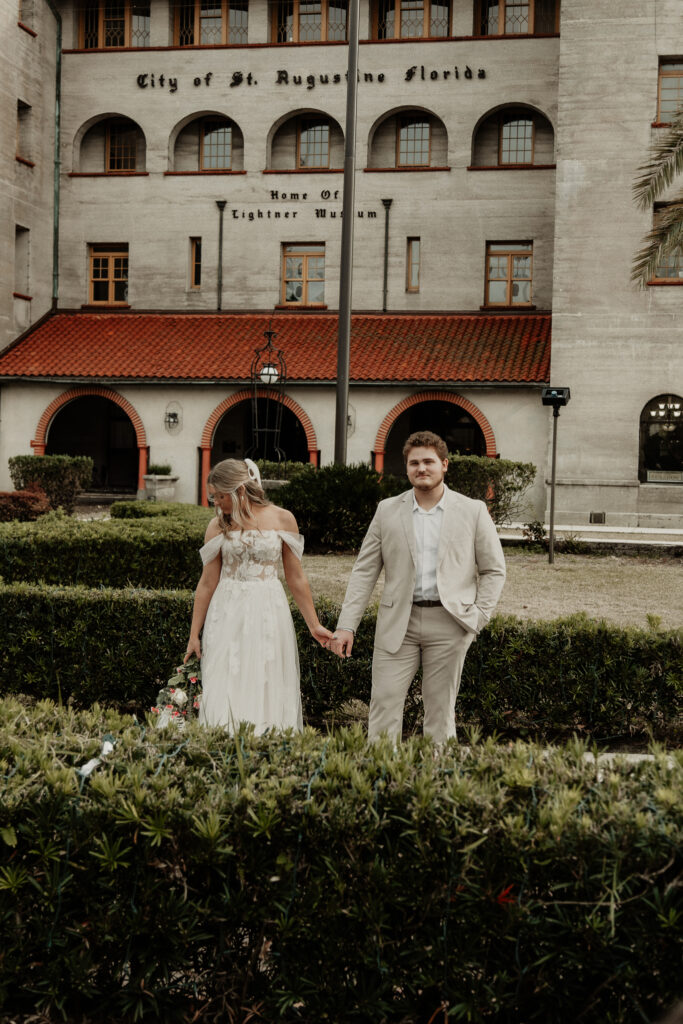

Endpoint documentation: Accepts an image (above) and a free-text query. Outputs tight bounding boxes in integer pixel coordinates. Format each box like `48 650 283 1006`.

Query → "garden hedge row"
0 698 680 1023
1 582 680 741
0 510 210 589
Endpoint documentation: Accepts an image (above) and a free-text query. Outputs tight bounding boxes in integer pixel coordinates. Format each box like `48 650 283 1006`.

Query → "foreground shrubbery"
1 582 680 742
0 698 680 1023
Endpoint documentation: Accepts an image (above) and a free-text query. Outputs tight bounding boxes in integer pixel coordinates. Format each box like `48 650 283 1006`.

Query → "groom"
330 431 506 743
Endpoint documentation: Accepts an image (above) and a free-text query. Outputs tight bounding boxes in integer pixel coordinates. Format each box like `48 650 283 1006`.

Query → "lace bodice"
199 529 304 583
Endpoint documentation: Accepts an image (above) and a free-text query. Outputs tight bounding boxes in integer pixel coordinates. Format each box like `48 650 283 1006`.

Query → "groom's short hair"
402 431 448 462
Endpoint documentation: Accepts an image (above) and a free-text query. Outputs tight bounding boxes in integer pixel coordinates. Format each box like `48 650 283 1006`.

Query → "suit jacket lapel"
437 486 458 565
400 491 417 568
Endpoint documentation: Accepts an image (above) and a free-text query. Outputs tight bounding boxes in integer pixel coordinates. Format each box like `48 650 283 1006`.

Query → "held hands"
311 623 336 648
329 629 354 659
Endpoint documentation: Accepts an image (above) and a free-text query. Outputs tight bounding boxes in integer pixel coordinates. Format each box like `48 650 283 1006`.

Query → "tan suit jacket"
337 486 506 654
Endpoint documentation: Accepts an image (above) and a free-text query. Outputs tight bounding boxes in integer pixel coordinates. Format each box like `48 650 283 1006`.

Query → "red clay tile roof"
0 311 550 383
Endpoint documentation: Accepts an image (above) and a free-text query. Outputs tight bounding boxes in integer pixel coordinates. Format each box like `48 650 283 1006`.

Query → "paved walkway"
499 522 683 550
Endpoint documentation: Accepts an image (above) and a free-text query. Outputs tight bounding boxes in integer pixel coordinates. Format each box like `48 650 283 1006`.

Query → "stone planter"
143 474 179 502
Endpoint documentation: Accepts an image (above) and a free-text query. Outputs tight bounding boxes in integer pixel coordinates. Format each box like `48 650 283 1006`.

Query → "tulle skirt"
199 577 303 734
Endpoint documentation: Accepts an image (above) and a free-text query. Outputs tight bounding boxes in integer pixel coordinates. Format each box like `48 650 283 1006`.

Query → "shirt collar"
412 485 447 514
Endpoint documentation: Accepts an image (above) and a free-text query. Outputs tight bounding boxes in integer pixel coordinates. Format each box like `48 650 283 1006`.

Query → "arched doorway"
381 399 488 476
211 398 310 464
46 395 139 492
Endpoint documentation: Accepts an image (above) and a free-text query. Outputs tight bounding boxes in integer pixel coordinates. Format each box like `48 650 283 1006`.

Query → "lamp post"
248 328 287 463
541 386 571 564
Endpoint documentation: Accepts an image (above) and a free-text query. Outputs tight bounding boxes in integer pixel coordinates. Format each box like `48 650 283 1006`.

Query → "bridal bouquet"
151 655 202 730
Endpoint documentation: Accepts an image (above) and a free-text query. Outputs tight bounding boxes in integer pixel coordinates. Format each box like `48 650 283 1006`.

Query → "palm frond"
631 195 683 286
632 111 683 209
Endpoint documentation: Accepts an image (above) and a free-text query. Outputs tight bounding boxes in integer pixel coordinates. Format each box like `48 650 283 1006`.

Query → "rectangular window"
651 207 683 281
398 117 430 166
272 0 346 42
406 237 420 292
658 61 683 122
485 242 533 306
476 0 558 35
15 226 30 295
374 0 449 38
298 119 330 168
201 120 232 169
190 237 202 289
106 119 137 171
282 243 325 305
499 116 534 164
175 0 248 44
80 1 150 48
89 244 129 305
16 101 31 162
18 0 34 27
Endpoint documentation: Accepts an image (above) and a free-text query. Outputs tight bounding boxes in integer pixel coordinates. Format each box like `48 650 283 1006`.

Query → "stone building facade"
0 0 681 523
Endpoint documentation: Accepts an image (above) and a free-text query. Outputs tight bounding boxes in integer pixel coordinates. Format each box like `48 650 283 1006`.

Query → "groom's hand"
331 629 354 658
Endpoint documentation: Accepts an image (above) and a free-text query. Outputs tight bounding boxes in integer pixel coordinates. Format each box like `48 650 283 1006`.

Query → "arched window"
471 106 554 168
639 395 683 483
173 115 244 172
79 116 146 173
269 113 343 170
368 109 448 169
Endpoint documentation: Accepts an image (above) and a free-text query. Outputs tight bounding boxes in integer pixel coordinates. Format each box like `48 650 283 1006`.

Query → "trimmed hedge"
0 511 209 589
110 500 213 526
0 700 681 1023
0 582 680 741
8 454 93 514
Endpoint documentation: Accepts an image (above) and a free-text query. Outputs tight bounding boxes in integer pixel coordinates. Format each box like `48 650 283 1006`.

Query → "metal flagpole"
334 0 360 464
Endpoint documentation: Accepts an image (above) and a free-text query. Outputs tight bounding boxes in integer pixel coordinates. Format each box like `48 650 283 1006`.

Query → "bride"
184 458 334 733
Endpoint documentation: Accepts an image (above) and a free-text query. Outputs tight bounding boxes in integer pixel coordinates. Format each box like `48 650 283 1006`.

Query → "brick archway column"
373 390 497 473
31 386 148 490
199 389 319 506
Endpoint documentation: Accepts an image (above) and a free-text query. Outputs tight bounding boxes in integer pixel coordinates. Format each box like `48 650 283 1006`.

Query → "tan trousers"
368 604 475 744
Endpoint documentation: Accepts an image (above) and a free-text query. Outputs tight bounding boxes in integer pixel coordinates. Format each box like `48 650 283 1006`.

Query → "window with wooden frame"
372 0 450 39
174 0 248 45
650 206 683 282
200 120 232 169
282 243 325 305
105 119 138 171
190 238 202 289
658 61 683 123
485 242 533 306
499 115 534 165
475 0 559 36
79 1 150 48
272 0 347 42
406 237 420 292
397 117 431 166
297 119 330 168
89 244 129 305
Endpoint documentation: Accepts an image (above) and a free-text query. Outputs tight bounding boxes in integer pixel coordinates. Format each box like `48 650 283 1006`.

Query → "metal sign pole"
334 0 360 465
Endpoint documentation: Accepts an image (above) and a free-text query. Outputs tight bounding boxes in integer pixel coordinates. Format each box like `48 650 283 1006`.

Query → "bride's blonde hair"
207 459 270 533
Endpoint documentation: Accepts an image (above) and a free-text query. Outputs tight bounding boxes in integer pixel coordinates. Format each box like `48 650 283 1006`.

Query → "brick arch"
31 386 148 490
199 389 319 505
373 391 496 472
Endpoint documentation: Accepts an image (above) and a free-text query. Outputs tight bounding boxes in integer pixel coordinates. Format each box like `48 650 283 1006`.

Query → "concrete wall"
0 0 57 351
551 0 683 527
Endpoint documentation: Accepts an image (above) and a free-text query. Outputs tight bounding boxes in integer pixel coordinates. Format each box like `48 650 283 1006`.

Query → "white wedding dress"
198 529 304 734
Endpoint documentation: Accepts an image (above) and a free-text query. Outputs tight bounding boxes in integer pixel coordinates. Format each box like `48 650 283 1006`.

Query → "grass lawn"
301 549 683 631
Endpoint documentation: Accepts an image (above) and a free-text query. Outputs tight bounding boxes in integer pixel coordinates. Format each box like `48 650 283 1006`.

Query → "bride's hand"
184 637 201 663
311 624 335 648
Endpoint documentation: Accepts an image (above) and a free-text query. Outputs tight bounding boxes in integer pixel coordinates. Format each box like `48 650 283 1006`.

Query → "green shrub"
110 500 212 527
446 454 537 524
0 583 680 741
278 462 406 551
0 701 680 1023
8 454 93 514
147 462 172 475
0 486 50 522
256 458 316 482
0 512 208 589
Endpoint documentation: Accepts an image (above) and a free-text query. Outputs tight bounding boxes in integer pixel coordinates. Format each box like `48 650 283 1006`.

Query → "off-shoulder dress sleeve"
279 531 304 561
199 533 224 565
